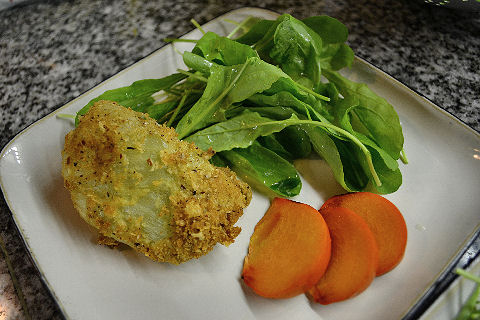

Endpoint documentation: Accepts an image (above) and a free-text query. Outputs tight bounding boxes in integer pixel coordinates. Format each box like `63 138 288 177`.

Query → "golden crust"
62 100 251 264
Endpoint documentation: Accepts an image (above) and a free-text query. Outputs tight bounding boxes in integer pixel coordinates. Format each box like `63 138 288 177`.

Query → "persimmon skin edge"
242 198 331 299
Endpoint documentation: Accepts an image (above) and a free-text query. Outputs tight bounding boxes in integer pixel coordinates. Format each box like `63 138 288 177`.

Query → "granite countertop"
0 0 479 319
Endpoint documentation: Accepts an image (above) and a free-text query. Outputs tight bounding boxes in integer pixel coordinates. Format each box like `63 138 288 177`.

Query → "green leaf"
234 105 299 121
220 142 302 197
75 73 186 125
226 16 263 39
304 124 401 194
320 43 355 71
235 19 277 45
250 19 281 56
275 126 312 159
306 95 401 193
209 154 228 167
323 69 404 160
182 52 213 75
248 92 314 119
176 57 288 139
303 125 351 191
263 77 311 102
302 15 349 45
332 96 399 172
192 31 258 66
334 138 370 191
268 15 323 88
188 108 383 188
185 111 298 152
257 134 293 161
301 15 353 70
145 100 178 122
366 146 402 194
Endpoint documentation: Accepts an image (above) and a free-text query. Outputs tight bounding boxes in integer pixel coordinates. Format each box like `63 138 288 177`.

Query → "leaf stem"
253 33 274 53
400 148 409 164
190 19 206 35
456 268 480 284
223 18 241 27
204 59 251 112
153 95 179 105
296 82 330 101
163 38 198 43
167 91 189 127
176 69 208 82
304 105 312 121
225 18 247 39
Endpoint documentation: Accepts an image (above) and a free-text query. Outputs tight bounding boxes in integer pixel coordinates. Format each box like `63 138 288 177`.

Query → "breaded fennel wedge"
62 100 251 264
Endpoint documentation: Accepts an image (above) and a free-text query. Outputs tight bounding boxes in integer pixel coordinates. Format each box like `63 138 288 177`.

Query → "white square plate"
1 7 479 320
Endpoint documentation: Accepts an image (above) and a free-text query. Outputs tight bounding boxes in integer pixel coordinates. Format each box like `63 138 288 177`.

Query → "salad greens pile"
75 14 406 197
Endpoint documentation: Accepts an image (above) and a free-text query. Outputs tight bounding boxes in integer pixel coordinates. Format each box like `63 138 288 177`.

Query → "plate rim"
0 6 479 320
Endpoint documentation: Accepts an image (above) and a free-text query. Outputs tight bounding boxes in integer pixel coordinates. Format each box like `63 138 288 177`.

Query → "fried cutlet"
62 100 251 264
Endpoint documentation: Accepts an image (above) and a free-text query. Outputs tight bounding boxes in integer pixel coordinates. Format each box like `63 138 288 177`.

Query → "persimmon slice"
242 198 331 299
321 192 407 276
308 206 378 304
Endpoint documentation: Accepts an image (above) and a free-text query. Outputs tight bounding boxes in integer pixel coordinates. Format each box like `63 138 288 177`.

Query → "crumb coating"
62 100 251 264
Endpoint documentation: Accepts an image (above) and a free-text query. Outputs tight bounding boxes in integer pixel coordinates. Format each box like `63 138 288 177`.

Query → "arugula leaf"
301 15 354 71
304 125 401 194
250 19 280 56
269 15 322 84
275 126 312 159
323 69 404 160
302 15 349 45
320 43 355 71
235 19 277 45
75 73 186 125
145 100 178 122
366 146 402 194
307 95 401 193
176 57 288 139
219 141 302 197
248 91 319 120
257 134 293 161
332 96 399 171
229 105 301 122
192 31 258 65
187 109 382 188
302 125 356 191
263 77 319 108
182 51 214 75
226 16 263 39
185 111 298 151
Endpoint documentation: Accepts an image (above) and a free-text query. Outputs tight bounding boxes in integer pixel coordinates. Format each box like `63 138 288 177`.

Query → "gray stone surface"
0 0 479 319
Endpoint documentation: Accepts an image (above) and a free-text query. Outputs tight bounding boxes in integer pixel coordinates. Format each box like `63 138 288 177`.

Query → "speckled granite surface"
0 0 479 319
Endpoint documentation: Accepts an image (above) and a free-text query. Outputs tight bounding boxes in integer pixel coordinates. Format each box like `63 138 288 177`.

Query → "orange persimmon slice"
242 198 331 299
308 206 379 304
321 192 407 276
